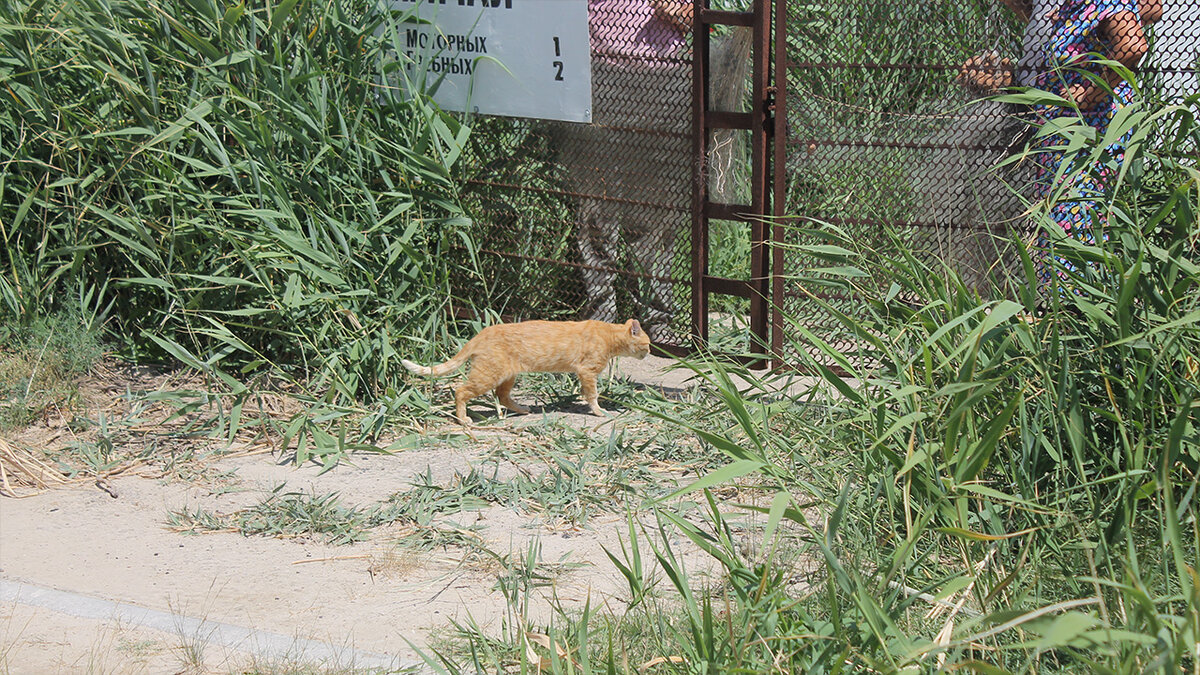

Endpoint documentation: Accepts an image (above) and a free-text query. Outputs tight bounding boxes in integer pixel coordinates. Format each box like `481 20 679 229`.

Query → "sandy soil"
0 355 742 674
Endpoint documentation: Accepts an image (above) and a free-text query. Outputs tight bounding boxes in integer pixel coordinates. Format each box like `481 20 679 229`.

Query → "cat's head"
623 319 652 359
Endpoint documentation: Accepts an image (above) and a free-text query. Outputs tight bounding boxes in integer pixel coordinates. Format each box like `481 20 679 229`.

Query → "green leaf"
139 100 215 152
271 0 302 32
206 50 255 69
11 186 37 230
1033 612 1102 650
660 459 764 502
761 490 790 548
144 333 208 372
897 441 936 476
954 389 1022 483
221 2 246 30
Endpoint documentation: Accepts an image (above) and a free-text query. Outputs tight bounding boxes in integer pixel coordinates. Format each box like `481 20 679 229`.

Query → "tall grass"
433 83 1200 673
1 0 477 457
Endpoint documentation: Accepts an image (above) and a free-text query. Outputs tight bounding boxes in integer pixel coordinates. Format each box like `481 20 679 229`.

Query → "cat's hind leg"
454 384 482 426
495 377 530 415
455 377 499 425
455 362 510 425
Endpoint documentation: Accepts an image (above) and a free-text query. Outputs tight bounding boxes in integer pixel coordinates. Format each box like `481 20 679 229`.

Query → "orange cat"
402 319 652 425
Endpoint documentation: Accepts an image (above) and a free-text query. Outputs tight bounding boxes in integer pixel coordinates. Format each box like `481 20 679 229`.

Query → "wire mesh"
779 0 1198 367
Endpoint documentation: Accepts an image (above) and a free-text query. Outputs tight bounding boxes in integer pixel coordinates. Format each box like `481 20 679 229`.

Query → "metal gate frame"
690 0 784 367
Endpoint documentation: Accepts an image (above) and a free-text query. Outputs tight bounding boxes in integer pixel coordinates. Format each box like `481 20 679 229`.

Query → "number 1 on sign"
553 37 561 57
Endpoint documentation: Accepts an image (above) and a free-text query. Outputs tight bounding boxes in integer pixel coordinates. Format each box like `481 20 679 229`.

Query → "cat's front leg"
577 371 607 417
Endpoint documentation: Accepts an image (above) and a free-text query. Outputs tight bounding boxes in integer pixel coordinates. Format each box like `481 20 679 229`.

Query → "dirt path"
1 356 725 674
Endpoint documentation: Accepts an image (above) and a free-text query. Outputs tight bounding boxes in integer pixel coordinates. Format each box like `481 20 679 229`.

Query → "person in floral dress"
1026 0 1161 285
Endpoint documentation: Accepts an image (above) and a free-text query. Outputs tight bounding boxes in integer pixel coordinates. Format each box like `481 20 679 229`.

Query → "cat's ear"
629 319 642 336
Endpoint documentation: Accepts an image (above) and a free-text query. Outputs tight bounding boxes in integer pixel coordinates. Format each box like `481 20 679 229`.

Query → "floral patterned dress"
1029 0 1140 284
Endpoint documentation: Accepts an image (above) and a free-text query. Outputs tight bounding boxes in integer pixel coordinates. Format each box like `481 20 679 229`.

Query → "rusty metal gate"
454 0 1198 363
692 1 775 364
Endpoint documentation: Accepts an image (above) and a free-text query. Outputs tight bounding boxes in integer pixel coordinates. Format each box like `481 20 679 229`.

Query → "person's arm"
1139 0 1164 25
957 0 1032 92
649 0 692 35
959 52 1015 92
1068 9 1148 109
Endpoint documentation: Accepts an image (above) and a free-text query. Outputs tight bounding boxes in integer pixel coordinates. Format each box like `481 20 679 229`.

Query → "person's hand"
1067 81 1107 110
649 0 692 35
957 51 1014 93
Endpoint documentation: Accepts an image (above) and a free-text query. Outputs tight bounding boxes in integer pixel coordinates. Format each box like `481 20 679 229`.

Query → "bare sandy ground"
0 355 740 674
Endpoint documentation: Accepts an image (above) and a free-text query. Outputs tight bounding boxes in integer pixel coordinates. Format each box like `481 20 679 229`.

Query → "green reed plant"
753 83 1197 670
0 0 481 459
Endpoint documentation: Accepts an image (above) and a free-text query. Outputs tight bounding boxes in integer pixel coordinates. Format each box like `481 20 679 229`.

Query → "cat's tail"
401 345 473 377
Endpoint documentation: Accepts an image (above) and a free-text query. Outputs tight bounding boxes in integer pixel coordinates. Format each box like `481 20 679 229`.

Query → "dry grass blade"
0 436 71 497
638 655 686 672
291 554 372 565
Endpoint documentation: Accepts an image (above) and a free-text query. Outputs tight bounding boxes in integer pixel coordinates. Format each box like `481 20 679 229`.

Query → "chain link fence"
779 0 1197 363
450 0 1197 360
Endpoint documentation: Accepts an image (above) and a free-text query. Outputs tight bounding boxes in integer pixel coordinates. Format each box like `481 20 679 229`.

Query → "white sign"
387 0 592 122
